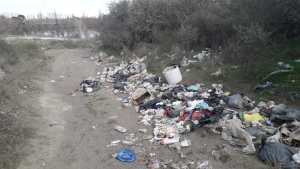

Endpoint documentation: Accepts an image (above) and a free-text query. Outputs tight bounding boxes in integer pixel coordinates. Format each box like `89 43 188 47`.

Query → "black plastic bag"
271 105 300 124
139 99 162 110
258 142 298 169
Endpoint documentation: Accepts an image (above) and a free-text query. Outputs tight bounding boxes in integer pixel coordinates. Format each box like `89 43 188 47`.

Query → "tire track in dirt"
17 48 97 169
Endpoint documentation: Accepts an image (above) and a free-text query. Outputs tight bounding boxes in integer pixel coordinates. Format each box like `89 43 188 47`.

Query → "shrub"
99 0 300 51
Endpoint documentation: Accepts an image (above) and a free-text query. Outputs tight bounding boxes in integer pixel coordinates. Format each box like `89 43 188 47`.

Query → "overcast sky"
0 0 115 17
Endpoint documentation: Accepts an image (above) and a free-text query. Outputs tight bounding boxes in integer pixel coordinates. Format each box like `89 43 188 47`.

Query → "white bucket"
163 65 182 85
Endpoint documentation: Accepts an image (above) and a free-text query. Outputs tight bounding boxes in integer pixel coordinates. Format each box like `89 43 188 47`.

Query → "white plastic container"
163 65 182 85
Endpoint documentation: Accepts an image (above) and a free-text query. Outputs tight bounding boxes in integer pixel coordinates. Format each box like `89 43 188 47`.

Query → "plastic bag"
227 94 243 109
258 142 298 169
244 113 264 123
116 149 136 162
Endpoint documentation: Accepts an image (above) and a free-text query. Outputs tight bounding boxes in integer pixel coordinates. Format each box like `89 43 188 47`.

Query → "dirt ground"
15 47 271 169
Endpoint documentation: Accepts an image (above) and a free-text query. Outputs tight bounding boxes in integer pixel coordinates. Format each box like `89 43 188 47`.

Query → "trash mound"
98 58 300 168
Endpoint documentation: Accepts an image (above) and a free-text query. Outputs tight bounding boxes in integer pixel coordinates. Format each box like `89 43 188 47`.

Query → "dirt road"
17 48 268 169
17 48 141 169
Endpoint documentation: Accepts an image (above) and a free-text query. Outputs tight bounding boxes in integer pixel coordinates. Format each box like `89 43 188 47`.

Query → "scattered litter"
143 135 153 140
243 112 264 123
123 133 138 145
227 94 243 109
98 56 300 168
255 81 272 91
270 104 300 124
149 159 160 169
49 121 59 127
80 79 99 93
266 132 281 143
187 84 200 91
138 128 147 133
258 142 297 169
292 151 300 164
50 80 56 83
131 88 151 105
163 65 182 85
211 68 222 77
114 125 127 133
161 136 180 145
107 140 121 147
181 56 190 67
115 148 136 162
220 117 256 154
193 50 209 62
122 140 134 145
196 160 212 169
180 139 191 147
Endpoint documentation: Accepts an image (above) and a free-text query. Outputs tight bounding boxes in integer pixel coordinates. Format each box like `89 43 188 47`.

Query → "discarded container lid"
116 148 136 162
163 65 182 85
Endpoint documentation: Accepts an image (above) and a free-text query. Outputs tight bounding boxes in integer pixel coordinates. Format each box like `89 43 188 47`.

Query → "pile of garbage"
99 58 300 168
80 79 99 93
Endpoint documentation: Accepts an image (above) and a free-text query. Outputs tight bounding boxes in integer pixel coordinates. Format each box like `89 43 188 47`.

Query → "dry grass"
0 40 43 169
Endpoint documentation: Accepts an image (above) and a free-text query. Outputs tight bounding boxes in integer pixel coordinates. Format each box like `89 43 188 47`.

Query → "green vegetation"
48 40 94 49
98 0 300 103
0 40 42 70
0 40 17 66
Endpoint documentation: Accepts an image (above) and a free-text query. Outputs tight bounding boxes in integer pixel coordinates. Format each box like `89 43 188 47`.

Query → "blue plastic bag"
116 148 136 163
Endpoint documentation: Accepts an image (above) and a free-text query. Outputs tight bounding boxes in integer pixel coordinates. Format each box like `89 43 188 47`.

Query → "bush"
0 40 18 67
99 0 300 52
